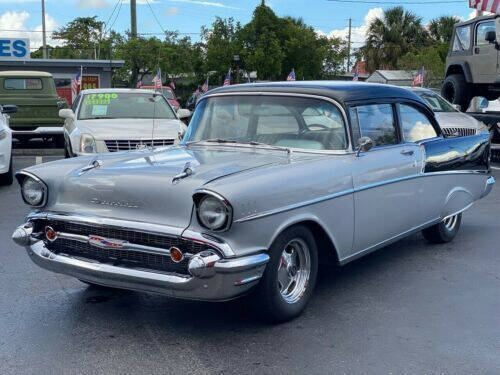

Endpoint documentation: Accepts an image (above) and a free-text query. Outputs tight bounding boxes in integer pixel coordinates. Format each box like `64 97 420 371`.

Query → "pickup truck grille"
34 219 209 275
105 139 175 152
441 127 477 137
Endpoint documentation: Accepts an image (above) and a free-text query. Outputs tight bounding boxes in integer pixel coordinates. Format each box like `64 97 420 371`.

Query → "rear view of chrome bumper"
12 223 269 301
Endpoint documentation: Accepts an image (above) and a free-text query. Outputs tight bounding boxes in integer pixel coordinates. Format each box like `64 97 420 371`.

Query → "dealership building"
0 58 124 104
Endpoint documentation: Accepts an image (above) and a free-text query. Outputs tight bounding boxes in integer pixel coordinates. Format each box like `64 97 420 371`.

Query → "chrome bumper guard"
12 222 269 301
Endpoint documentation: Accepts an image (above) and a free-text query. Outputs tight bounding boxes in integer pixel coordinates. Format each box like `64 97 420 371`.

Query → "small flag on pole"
152 68 162 90
223 68 231 86
469 0 499 15
169 80 176 90
286 69 296 81
201 76 209 93
71 67 82 102
412 67 425 87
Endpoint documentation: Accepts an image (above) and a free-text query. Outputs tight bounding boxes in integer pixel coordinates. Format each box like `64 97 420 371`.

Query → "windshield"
418 92 456 113
183 95 347 151
78 92 176 120
162 89 175 99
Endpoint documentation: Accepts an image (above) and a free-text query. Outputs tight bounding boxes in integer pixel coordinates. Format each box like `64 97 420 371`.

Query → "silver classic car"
12 82 495 322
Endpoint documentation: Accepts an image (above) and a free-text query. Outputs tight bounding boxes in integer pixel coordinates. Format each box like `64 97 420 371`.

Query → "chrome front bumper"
12 222 269 301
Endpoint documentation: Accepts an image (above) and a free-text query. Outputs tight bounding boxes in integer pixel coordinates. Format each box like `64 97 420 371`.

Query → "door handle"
401 150 414 156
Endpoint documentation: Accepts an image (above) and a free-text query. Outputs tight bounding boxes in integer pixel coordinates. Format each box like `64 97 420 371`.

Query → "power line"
103 0 122 33
108 0 123 32
145 0 166 35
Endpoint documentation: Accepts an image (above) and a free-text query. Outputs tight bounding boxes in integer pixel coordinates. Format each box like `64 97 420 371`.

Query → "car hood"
75 118 184 140
41 145 302 229
434 112 480 129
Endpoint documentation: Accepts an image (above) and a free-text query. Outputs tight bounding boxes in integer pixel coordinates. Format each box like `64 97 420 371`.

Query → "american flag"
194 87 200 96
412 67 425 87
169 80 176 90
469 0 499 14
223 69 231 86
71 67 82 102
286 69 296 81
201 76 209 93
152 68 162 89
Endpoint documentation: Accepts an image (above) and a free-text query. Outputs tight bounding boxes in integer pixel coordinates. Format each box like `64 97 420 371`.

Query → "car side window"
353 104 398 147
476 21 495 46
398 104 437 142
452 25 470 51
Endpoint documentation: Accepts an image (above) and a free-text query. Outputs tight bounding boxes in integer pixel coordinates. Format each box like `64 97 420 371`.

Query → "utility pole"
41 0 47 59
131 0 137 38
130 0 138 86
347 18 352 73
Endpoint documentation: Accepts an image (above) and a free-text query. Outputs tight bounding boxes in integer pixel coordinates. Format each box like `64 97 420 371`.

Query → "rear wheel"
422 213 462 243
442 74 471 111
0 156 13 185
251 225 318 323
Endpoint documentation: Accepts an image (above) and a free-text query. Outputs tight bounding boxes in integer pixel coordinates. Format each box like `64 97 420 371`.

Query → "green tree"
429 16 459 44
363 7 428 72
398 45 446 87
52 16 105 59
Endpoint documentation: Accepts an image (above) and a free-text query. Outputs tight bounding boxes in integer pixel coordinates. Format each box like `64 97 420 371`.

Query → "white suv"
0 104 17 185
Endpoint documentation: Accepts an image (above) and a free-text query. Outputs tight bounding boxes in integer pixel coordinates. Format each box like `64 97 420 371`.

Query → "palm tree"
363 7 428 72
429 16 460 44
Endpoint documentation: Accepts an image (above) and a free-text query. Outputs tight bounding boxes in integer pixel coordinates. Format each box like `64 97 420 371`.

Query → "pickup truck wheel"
422 213 462 244
251 225 318 323
442 74 471 111
0 156 13 185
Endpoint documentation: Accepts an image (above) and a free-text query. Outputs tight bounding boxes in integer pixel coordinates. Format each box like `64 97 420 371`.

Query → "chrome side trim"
234 188 354 223
15 171 48 208
234 170 491 223
340 217 442 265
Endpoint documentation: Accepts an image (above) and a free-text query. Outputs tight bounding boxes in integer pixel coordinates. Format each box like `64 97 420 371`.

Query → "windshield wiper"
186 138 292 154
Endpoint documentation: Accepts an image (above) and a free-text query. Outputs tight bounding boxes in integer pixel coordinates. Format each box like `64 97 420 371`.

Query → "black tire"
251 225 318 323
422 213 462 244
0 156 13 185
442 74 471 112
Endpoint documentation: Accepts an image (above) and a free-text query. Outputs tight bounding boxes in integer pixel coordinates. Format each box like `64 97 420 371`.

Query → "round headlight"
21 177 45 206
197 195 230 231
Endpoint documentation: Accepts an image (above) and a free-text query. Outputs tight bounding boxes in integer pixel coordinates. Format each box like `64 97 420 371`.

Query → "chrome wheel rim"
277 238 311 304
443 215 458 231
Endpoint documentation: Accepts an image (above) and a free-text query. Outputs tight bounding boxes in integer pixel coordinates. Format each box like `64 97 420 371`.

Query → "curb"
12 148 64 156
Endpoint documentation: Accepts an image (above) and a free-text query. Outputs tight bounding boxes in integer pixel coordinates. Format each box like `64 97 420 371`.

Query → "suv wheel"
0 156 13 186
442 74 471 111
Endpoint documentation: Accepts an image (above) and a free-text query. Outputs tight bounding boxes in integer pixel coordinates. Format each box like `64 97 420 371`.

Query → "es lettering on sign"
0 38 30 60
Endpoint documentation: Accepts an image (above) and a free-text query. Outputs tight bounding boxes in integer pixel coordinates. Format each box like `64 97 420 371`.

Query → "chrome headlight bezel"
193 190 233 232
17 172 48 207
80 133 97 154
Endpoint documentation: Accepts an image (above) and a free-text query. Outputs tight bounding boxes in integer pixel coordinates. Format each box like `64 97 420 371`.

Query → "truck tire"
442 74 471 111
0 156 13 185
422 213 462 244
251 225 318 323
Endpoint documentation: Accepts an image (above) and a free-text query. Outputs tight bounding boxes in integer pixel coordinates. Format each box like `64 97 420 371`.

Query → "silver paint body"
13 90 495 300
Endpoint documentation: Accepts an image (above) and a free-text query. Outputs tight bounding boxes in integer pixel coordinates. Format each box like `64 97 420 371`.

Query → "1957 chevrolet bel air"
12 82 495 322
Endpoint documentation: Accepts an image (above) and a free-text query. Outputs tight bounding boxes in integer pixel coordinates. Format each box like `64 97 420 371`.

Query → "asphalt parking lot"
1 156 499 375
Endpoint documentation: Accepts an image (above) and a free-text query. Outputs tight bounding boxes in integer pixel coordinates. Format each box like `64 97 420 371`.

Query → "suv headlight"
20 174 47 207
194 192 232 231
80 133 97 153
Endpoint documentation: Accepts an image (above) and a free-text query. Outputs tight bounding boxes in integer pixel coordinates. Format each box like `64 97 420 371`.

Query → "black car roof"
206 81 427 107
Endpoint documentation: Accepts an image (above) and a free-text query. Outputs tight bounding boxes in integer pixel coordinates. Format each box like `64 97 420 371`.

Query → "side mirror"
59 108 75 120
177 108 191 119
356 136 373 157
1 104 17 114
452 104 461 111
485 30 496 43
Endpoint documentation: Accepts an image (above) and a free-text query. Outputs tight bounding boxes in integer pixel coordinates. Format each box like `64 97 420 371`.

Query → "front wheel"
251 225 318 323
442 74 471 111
0 156 13 185
422 213 462 244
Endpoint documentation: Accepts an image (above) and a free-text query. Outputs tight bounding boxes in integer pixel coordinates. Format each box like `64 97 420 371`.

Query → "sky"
0 0 482 51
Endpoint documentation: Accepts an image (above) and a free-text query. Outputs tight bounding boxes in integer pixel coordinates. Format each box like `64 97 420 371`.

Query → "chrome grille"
35 219 209 275
104 139 175 152
441 127 477 137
